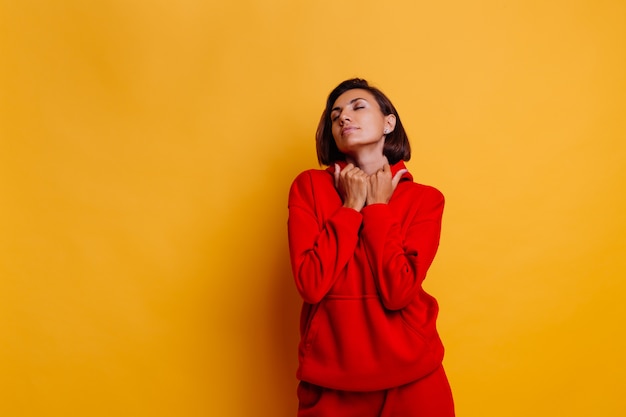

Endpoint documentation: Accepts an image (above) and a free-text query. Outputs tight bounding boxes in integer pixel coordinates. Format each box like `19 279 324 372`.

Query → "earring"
384 129 389 134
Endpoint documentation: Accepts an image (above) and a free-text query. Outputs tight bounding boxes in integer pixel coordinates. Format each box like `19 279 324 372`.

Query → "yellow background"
1 1 625 416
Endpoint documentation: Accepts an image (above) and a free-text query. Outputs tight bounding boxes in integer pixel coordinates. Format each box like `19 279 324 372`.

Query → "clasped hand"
334 163 408 211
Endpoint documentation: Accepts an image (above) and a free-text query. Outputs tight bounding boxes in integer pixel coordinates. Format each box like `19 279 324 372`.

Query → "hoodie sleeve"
287 171 363 304
360 185 445 310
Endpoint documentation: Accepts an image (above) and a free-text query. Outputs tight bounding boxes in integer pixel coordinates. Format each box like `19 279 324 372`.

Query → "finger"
392 169 408 188
345 165 364 180
349 170 365 184
334 163 340 187
372 164 390 180
340 163 356 179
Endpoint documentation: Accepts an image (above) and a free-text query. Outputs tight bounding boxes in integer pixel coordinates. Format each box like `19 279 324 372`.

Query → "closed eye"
330 98 368 122
352 98 367 110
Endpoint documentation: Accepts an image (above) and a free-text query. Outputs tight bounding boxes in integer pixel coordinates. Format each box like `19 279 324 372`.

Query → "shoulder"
419 183 445 202
291 168 332 188
289 168 333 203
402 181 444 202
397 182 445 217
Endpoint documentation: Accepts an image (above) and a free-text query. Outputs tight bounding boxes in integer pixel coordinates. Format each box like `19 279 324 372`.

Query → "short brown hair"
315 78 411 165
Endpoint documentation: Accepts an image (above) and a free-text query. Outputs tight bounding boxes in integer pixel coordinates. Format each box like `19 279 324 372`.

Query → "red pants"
297 366 455 417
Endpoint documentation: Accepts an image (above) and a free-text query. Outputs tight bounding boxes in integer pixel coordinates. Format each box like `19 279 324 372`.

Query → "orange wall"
1 1 625 416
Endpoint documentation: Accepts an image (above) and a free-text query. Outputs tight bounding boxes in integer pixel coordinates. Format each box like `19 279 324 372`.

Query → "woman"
287 78 454 416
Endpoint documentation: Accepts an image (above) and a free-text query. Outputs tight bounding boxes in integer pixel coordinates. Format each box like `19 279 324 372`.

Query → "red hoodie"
288 161 446 391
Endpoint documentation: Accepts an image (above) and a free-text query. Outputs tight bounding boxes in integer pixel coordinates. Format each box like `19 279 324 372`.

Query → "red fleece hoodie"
288 161 446 391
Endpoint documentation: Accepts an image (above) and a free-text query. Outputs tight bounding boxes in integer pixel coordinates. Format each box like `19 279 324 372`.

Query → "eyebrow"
331 97 367 113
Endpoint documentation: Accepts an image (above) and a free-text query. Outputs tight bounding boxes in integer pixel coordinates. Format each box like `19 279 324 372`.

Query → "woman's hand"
366 164 407 205
334 163 368 211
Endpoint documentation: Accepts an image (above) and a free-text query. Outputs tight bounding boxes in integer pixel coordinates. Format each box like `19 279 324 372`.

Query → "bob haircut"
316 78 411 166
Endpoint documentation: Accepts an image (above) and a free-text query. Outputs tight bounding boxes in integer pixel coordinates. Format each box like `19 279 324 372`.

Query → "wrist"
343 200 364 211
366 196 389 205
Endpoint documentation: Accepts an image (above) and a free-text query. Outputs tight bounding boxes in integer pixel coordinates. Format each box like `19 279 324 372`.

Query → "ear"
384 114 396 134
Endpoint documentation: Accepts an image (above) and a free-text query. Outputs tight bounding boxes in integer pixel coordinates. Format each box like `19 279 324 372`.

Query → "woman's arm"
360 186 445 310
288 171 363 304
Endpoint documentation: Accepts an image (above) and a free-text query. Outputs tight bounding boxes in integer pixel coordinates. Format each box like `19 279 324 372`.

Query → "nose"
339 112 351 125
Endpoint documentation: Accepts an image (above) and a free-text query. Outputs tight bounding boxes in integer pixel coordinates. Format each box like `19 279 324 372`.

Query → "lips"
341 126 358 136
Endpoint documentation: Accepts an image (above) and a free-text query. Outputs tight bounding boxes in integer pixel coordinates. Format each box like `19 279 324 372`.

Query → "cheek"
332 134 342 150
331 125 341 140
331 131 345 151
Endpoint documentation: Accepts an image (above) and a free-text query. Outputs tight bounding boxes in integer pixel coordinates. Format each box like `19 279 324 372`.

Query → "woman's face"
330 89 395 156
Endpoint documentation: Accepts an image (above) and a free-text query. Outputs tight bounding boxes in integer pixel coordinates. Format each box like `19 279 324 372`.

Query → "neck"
346 152 389 175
